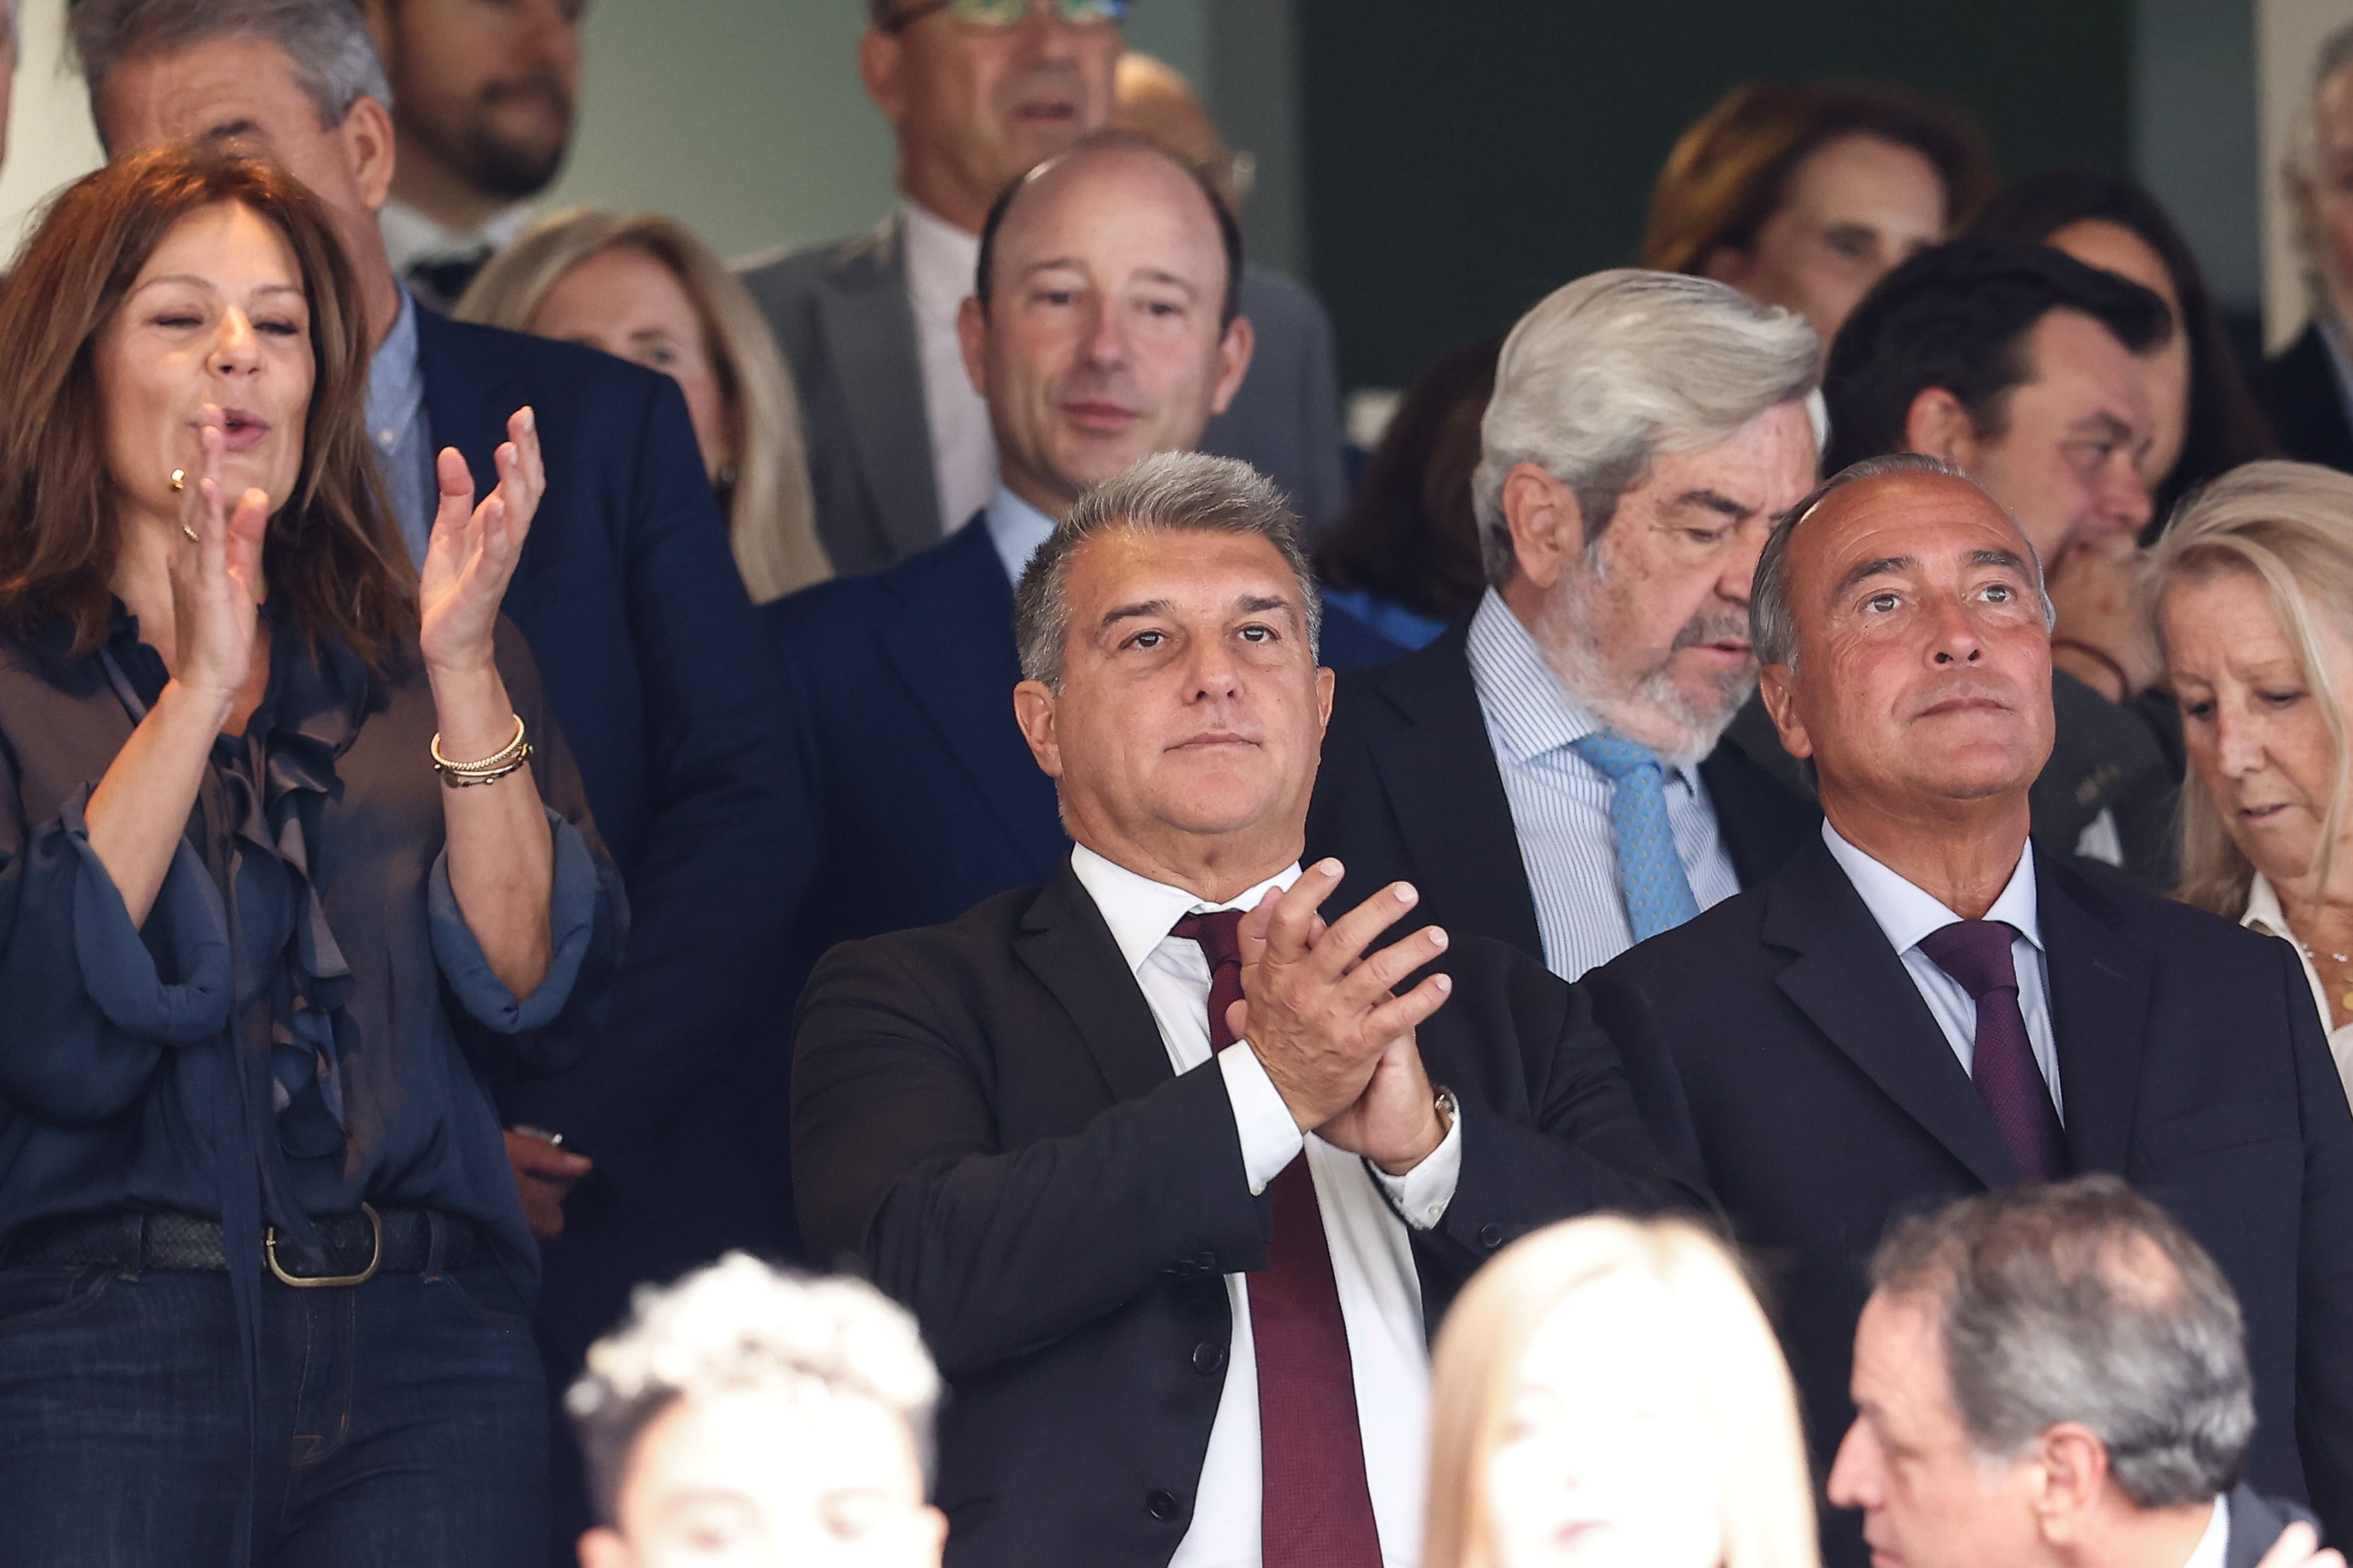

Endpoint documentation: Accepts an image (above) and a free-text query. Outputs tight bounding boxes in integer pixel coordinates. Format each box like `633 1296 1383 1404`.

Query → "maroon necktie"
1918 919 2069 1183
1170 911 1385 1568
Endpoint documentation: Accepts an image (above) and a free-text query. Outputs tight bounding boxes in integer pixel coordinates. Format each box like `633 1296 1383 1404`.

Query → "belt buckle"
265 1202 383 1289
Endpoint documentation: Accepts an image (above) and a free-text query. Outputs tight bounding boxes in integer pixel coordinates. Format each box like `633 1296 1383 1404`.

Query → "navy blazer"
1305 620 1818 968
768 516 1398 980
1584 838 2353 1564
413 308 813 1322
2255 323 2353 475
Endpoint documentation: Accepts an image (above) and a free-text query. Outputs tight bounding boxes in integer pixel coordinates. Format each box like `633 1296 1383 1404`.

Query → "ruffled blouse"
0 602 625 1301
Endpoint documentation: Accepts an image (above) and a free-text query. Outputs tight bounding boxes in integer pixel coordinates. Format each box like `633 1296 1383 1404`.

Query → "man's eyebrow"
1667 488 1754 521
1131 268 1198 296
1969 547 2030 573
2067 411 2134 443
1099 598 1174 631
199 120 263 144
1235 594 1295 617
1834 554 1914 596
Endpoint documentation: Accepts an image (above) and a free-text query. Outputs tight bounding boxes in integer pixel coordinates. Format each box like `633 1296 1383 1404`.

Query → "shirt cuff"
1372 1103 1462 1231
428 806 603 1034
1218 1041 1305 1195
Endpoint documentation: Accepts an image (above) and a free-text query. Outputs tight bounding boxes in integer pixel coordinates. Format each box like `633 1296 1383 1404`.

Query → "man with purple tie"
792 451 1691 1568
1584 453 2353 1567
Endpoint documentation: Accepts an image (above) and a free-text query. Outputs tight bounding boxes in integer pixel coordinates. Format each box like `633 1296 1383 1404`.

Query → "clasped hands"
1225 859 1455 1176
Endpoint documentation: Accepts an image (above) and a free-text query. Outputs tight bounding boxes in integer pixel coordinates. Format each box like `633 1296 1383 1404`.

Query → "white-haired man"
568 1253 948 1568
2257 21 2353 474
1308 269 1821 980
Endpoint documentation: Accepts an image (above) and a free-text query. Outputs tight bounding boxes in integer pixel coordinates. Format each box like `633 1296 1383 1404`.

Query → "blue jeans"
0 1253 546 1566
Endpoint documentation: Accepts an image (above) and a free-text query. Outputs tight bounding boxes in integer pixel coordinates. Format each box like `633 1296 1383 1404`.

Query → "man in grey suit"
737 0 1346 574
1829 1178 2335 1568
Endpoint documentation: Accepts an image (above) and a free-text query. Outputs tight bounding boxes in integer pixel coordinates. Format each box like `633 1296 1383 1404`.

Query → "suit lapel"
879 523 1063 866
1013 862 1174 1105
2037 859 2152 1175
1364 625 1544 958
816 217 940 559
1764 840 2023 1190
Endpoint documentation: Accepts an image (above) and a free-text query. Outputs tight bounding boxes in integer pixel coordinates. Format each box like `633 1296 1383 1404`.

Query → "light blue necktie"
1569 731 1702 942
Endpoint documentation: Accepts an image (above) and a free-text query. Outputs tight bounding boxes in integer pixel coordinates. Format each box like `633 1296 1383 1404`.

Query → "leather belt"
1 1207 497 1284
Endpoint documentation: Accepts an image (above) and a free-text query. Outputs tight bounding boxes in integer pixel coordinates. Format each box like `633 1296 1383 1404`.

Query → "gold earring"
168 469 186 493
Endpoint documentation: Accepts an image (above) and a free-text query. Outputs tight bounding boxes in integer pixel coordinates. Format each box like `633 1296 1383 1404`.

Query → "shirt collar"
378 197 532 277
2180 1494 2228 1568
1068 843 1301 976
2243 870 2293 939
1822 818 2044 958
901 197 981 315
983 484 1059 588
1464 588 1704 789
365 286 424 441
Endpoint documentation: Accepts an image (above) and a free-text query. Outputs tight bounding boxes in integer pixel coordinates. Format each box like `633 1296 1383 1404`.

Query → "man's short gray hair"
1472 269 1825 585
72 0 393 146
1014 452 1322 692
1750 452 2054 670
1872 1176 2256 1509
567 1253 942 1528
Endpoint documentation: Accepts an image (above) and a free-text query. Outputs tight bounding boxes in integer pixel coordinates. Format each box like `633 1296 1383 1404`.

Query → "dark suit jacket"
767 517 1397 975
2254 323 2353 474
1305 621 1818 966
2226 1484 2320 1568
737 215 1348 572
792 859 1697 1568
414 308 814 1325
1583 837 2353 1561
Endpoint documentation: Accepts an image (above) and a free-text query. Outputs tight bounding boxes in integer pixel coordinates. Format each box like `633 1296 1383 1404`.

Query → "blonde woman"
456 209 831 603
2148 460 2353 1104
1424 1214 1817 1568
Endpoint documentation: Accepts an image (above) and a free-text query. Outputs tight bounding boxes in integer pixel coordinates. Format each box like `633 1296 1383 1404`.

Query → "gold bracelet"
431 714 531 788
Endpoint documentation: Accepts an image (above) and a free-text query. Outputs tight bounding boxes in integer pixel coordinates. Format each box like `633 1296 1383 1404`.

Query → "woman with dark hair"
1645 79 1996 346
1972 170 2277 521
0 146 623 1564
1314 336 1500 648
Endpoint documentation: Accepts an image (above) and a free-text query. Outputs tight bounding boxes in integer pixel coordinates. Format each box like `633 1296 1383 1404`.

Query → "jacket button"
1191 1341 1226 1376
1478 1223 1505 1250
1146 1489 1180 1522
1194 1250 1219 1271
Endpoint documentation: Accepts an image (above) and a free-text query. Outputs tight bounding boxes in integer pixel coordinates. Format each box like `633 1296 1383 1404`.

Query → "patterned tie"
1169 910 1384 1568
1917 919 2069 1183
1568 731 1703 943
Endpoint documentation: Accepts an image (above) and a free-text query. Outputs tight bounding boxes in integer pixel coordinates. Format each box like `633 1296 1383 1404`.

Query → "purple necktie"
1170 910 1384 1568
1918 919 2068 1183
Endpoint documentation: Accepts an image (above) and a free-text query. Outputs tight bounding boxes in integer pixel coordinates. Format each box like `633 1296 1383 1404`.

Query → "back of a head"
1423 1214 1817 1568
71 0 392 146
1871 1175 2255 1510
1643 79 1996 277
1472 269 1822 584
1821 237 2172 473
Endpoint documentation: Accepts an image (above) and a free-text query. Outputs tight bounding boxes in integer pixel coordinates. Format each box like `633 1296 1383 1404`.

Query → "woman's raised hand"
419 407 544 673
169 405 270 706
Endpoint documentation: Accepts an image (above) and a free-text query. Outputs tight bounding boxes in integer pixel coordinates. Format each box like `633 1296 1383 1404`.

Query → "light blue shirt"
1820 820 2063 1119
364 288 437 569
980 484 1058 589
1464 588 1738 981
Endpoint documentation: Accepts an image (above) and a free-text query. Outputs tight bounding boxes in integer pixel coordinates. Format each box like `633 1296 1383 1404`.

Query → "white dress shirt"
2183 1493 2230 1568
1821 823 2063 1118
2241 872 2353 1108
1464 590 1740 981
1068 844 1463 1568
378 197 532 281
980 484 1058 589
902 199 998 535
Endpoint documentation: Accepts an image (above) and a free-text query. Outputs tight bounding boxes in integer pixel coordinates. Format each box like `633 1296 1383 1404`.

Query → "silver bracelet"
430 714 531 788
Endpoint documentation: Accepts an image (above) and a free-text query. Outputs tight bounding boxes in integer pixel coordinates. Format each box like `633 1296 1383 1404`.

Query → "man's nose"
1924 591 1987 665
1824 1422 1875 1510
1019 0 1086 59
1081 298 1129 368
2100 456 2156 535
1183 635 1241 697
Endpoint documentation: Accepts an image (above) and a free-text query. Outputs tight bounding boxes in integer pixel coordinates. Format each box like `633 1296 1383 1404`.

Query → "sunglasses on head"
881 0 1130 33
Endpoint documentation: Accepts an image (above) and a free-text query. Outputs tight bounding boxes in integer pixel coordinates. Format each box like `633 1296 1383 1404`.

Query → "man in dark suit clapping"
1585 453 2353 1564
794 451 1691 1568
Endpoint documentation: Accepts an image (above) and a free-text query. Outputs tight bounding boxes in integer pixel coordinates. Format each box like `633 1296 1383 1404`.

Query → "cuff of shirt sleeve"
1371 1104 1462 1231
58 786 233 1044
1218 1041 1305 1195
429 806 603 1033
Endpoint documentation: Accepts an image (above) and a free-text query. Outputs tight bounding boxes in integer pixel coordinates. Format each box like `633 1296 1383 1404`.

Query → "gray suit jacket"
736 214 1347 575
2228 1482 2319 1568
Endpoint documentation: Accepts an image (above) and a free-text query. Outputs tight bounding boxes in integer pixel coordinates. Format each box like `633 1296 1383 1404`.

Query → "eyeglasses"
880 0 1131 34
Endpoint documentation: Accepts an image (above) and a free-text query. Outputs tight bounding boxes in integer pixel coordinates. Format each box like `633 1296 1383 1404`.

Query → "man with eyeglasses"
739 0 1347 574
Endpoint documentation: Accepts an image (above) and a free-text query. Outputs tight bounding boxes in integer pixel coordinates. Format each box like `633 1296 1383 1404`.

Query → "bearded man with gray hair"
1309 268 1820 980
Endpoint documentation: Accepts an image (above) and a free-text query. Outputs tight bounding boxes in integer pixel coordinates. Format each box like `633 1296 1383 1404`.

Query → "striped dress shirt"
1465 590 1739 980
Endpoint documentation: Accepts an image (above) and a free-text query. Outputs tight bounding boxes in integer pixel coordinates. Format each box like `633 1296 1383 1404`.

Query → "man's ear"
1501 463 1584 593
1013 680 1065 780
340 94 398 214
860 26 908 127
1206 314 1256 418
1757 662 1813 762
1904 387 1981 470
2028 1424 2109 1547
957 294 989 399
